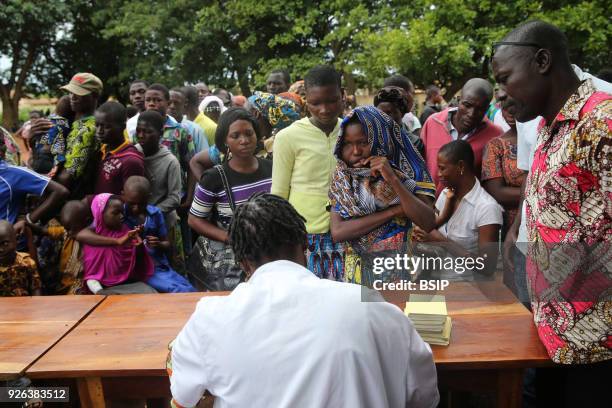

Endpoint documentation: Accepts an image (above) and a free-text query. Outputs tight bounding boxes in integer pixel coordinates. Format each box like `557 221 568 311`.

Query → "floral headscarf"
247 91 301 132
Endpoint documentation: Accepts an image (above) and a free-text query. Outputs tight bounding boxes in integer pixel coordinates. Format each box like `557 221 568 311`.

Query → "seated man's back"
172 261 438 408
170 193 438 408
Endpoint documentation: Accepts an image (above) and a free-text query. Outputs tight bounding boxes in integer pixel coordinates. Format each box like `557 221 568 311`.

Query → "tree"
357 0 611 97
0 1 69 129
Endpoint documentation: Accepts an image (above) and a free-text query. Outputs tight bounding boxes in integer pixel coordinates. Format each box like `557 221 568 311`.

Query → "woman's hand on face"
365 156 398 183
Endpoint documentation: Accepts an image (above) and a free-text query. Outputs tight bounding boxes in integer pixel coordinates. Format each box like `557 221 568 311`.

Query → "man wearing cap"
57 73 103 198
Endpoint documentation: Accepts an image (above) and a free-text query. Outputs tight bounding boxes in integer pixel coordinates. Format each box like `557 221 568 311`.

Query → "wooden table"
382 282 552 407
28 284 551 408
27 292 227 407
0 295 105 381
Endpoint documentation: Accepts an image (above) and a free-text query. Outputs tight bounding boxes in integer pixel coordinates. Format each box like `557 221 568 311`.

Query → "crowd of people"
0 19 610 408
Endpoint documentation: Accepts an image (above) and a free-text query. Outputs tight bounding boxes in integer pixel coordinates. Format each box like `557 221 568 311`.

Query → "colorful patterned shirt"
64 116 97 178
524 79 611 364
33 113 69 171
0 252 41 296
162 116 195 191
481 136 526 229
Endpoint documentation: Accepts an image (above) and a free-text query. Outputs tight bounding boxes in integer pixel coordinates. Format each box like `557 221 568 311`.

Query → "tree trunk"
235 66 251 98
343 71 357 95
0 93 20 131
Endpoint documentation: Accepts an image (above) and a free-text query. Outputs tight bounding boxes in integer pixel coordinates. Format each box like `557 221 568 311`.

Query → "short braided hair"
229 192 307 264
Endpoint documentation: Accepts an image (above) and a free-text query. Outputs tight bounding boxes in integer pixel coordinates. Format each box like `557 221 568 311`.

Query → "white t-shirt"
126 113 139 142
515 66 612 252
493 109 510 132
170 260 439 408
434 179 503 280
402 112 422 133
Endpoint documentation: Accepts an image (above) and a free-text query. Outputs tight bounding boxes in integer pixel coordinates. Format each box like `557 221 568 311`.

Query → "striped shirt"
190 159 272 228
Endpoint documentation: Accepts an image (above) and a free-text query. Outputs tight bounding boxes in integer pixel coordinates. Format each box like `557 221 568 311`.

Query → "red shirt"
421 108 503 195
94 141 144 195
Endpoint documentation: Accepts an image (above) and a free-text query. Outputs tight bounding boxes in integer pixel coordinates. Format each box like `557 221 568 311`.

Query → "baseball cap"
61 73 103 96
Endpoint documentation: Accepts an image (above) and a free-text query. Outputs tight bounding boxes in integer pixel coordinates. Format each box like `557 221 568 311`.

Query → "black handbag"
187 165 245 291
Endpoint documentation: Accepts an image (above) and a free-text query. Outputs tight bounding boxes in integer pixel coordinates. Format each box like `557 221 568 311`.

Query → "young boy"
135 110 184 271
27 201 91 294
94 101 144 195
0 220 41 296
123 176 195 292
271 65 345 280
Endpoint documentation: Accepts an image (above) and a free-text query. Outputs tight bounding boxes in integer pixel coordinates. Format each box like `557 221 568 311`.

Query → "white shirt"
170 260 439 408
492 109 510 132
126 113 139 141
435 178 503 268
515 66 612 252
402 112 422 133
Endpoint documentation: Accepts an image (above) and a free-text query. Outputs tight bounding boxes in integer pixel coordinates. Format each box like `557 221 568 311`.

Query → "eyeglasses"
490 41 543 60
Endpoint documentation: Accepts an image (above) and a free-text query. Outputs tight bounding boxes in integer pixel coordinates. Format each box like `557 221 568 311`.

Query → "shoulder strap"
215 164 236 211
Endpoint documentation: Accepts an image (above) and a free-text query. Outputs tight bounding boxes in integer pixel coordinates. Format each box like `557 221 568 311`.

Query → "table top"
382 281 551 369
0 295 105 380
27 282 551 379
27 292 227 379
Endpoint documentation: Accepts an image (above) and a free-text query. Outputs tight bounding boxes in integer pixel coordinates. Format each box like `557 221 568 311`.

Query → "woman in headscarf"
278 92 304 112
329 106 436 287
246 91 301 157
199 95 227 124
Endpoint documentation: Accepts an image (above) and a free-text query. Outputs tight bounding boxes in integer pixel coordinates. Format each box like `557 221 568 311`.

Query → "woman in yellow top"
271 65 345 280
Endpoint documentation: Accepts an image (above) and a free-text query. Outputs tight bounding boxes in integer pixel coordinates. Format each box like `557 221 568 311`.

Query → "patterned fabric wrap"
247 91 301 132
329 105 434 250
278 92 304 111
36 113 69 166
0 126 21 165
481 136 526 230
306 232 344 281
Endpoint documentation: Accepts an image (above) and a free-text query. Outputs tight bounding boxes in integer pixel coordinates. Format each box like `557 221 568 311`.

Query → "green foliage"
0 0 70 128
1 0 610 128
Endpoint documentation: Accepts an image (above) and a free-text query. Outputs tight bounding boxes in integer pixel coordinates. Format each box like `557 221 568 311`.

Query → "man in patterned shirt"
57 73 103 199
493 21 610 406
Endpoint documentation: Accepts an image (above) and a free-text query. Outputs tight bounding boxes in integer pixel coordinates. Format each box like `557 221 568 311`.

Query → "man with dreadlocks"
169 193 439 408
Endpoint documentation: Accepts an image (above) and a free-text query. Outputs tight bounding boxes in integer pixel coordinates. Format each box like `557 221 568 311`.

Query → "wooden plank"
77 377 105 408
496 369 523 408
0 295 105 380
28 292 227 379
